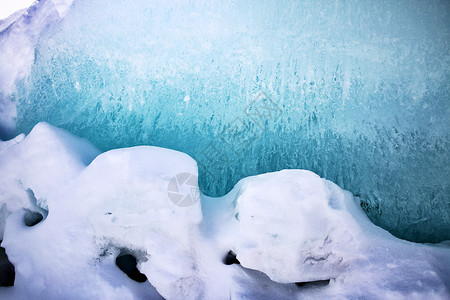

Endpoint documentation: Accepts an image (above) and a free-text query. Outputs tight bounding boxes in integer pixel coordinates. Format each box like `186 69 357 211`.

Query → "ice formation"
0 0 449 297
1 0 448 242
0 123 449 299
0 0 73 138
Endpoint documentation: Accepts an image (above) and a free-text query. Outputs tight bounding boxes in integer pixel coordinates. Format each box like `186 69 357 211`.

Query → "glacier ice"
2 0 448 242
0 123 449 299
0 0 73 138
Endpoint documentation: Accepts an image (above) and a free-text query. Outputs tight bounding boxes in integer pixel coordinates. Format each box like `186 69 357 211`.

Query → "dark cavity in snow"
23 209 44 227
0 241 15 287
223 250 240 265
295 279 331 288
115 253 147 283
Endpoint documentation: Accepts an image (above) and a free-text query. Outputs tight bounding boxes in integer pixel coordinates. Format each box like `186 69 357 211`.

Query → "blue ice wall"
13 0 450 242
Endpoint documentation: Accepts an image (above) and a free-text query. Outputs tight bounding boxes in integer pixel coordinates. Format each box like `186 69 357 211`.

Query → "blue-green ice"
12 0 450 242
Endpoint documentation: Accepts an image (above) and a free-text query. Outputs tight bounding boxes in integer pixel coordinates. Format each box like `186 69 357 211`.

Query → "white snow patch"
0 0 35 20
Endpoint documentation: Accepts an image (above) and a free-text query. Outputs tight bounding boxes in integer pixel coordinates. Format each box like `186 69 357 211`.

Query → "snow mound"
0 123 448 299
230 171 450 298
232 170 361 283
0 122 99 214
79 146 202 299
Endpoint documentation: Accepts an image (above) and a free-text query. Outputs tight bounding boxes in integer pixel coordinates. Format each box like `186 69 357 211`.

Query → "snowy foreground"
0 123 449 299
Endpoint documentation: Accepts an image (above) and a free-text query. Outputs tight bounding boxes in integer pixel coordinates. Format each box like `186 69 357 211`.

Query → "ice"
1 0 448 297
0 123 449 299
0 0 73 138
3 0 448 242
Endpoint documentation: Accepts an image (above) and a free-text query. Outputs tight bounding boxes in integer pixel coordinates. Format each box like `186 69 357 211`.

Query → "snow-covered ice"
0 0 449 298
0 123 448 299
3 0 448 243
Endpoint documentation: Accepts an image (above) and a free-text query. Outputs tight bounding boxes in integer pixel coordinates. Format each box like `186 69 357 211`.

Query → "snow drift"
0 123 449 299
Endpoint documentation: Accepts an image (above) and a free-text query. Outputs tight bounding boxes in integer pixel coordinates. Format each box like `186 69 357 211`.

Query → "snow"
0 122 99 213
0 123 449 299
0 1 35 20
232 170 362 283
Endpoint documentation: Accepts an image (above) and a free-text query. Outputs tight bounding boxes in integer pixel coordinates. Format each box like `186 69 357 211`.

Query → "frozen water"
0 123 449 299
3 1 450 244
0 0 73 138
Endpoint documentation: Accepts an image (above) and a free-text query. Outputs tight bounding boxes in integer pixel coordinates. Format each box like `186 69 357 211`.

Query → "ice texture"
0 0 73 138
3 0 450 242
0 123 449 299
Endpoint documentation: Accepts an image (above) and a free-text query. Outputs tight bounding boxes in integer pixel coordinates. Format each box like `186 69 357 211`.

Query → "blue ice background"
13 0 450 242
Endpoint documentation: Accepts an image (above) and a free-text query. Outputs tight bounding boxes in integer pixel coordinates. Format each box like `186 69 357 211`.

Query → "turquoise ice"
12 0 450 242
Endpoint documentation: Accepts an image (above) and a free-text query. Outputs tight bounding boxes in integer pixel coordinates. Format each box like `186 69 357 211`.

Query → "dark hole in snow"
223 250 240 265
23 209 44 227
115 253 148 283
295 279 330 288
0 241 15 287
24 189 48 223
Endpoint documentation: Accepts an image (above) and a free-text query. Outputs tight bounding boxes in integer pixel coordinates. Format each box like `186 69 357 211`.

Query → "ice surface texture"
2 0 450 242
0 0 73 138
0 123 449 299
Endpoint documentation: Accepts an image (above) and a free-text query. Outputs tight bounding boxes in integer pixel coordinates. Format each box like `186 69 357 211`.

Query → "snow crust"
0 123 449 299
